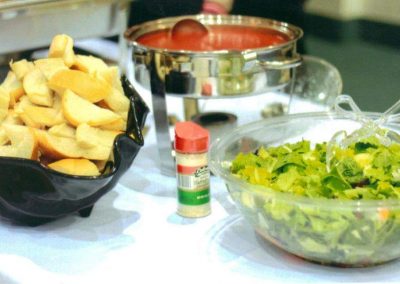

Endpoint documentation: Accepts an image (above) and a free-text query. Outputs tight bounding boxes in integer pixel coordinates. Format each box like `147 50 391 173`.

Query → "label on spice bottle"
177 164 210 206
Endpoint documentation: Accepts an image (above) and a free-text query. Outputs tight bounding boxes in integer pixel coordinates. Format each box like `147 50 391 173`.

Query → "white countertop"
1 84 399 284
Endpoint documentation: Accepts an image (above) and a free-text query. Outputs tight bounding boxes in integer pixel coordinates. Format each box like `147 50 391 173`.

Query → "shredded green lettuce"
231 138 400 200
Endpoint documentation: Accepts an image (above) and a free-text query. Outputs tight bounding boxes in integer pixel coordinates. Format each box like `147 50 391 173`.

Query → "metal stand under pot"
125 14 303 176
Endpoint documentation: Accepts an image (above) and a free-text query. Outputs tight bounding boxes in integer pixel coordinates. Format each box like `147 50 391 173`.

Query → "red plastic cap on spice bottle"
174 121 210 153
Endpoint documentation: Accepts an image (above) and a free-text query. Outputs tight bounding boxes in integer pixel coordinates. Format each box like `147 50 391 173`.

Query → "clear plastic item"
326 95 400 171
210 112 400 267
174 121 211 217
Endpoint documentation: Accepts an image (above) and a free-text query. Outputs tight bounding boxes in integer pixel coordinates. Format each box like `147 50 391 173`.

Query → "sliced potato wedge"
101 88 130 113
34 58 68 80
99 66 124 94
14 96 43 128
48 34 75 67
23 67 53 107
47 158 100 176
2 110 24 126
48 69 111 102
9 59 35 81
48 123 76 139
98 117 127 131
0 71 25 107
76 123 121 149
0 86 10 123
23 105 65 127
0 124 38 160
36 130 112 160
62 89 120 127
73 55 108 74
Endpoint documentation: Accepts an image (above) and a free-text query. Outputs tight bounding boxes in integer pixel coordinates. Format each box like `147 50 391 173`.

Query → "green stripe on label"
178 188 210 206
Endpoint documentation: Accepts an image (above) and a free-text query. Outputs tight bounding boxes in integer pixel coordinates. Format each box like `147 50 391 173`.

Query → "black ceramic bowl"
0 76 149 226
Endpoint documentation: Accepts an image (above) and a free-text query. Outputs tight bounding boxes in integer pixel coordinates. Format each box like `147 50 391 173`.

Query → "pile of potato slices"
0 34 130 176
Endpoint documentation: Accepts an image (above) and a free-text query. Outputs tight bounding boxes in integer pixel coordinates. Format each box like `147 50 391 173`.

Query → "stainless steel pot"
124 14 303 175
125 14 303 98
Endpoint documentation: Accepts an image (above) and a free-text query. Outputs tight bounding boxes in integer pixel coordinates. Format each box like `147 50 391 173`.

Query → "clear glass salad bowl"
210 112 400 267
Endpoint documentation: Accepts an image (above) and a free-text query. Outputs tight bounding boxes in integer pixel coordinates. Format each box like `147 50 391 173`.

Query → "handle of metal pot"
257 54 302 70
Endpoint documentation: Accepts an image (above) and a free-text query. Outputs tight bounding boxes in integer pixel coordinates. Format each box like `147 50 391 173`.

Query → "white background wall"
305 0 400 25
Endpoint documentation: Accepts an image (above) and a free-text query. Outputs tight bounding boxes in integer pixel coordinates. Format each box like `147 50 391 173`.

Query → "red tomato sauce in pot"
136 25 290 51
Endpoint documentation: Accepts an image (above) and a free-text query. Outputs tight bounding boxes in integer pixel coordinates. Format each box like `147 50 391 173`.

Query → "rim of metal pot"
124 14 303 56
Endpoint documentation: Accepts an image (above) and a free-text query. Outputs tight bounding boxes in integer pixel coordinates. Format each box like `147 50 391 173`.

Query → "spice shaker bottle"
174 121 211 217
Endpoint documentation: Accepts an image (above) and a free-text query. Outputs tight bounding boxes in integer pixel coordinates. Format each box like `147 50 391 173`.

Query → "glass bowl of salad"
209 111 400 267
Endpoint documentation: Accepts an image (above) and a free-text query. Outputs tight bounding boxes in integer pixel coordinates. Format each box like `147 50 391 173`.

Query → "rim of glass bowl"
209 111 400 210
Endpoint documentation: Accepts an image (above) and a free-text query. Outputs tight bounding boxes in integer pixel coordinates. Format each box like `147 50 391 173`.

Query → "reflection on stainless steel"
124 14 303 175
149 58 176 176
0 0 131 54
